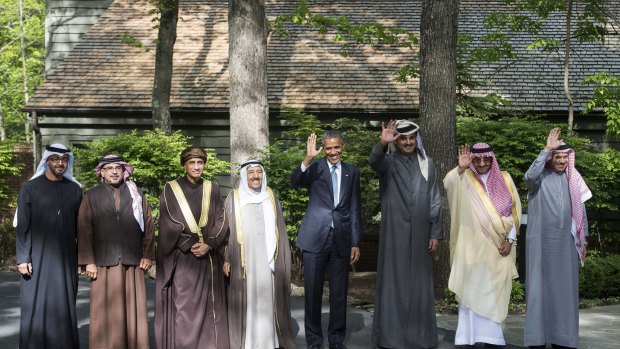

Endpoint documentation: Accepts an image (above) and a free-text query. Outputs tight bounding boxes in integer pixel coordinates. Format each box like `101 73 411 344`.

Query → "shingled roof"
459 1 620 112
25 0 620 114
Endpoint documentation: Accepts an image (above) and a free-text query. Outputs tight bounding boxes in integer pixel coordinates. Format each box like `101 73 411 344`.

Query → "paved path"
1 271 618 348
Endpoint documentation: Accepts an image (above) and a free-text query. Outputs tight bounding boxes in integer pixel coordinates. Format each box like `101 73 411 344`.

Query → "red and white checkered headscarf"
469 143 513 217
547 144 592 261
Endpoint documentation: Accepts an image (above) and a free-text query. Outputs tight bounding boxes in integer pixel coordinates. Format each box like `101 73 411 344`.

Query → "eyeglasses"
102 166 123 172
472 157 492 165
48 155 69 163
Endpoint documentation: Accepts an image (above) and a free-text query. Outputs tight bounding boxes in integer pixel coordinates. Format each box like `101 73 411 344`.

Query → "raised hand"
380 120 399 146
457 144 471 174
304 133 323 165
544 128 563 152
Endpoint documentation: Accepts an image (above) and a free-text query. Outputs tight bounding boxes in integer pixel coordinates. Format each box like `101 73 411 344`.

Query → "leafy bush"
0 219 16 267
579 253 620 298
0 141 22 216
73 130 230 220
73 130 229 192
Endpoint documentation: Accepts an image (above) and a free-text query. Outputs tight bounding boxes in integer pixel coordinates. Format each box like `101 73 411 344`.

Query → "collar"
326 159 341 169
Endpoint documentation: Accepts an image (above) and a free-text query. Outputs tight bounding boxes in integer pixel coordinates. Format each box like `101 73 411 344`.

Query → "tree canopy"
0 0 44 142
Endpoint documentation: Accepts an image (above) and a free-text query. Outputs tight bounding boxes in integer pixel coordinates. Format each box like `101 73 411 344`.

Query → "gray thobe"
370 143 443 348
524 150 584 348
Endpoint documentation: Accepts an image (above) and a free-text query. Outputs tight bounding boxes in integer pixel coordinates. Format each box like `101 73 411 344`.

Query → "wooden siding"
46 0 113 74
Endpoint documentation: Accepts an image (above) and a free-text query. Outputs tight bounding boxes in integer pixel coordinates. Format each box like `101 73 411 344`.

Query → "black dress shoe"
329 345 347 349
307 345 322 349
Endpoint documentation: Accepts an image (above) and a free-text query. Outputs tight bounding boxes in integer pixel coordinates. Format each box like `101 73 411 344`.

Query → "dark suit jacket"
291 158 362 257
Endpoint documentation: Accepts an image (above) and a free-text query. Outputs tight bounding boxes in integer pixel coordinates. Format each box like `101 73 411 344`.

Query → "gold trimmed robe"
155 177 229 349
445 167 521 323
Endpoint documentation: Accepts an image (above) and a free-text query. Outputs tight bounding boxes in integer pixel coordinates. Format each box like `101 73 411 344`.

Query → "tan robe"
78 185 155 349
445 168 521 323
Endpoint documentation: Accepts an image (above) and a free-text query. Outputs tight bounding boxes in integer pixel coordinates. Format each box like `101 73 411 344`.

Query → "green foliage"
0 0 45 141
462 1 619 137
259 109 319 242
0 219 16 267
260 139 309 242
457 93 514 119
259 109 380 243
476 0 609 62
526 37 562 51
73 130 230 219
148 0 179 22
394 63 419 83
270 0 418 57
579 252 620 298
457 116 620 250
440 263 620 312
457 117 618 204
455 34 519 119
0 141 21 213
510 279 525 303
121 33 151 52
440 288 459 313
582 72 620 137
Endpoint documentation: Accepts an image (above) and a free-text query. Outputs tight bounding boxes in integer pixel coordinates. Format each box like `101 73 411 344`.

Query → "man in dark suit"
291 130 362 349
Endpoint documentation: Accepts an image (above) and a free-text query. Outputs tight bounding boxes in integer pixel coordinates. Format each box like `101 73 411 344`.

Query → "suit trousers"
303 229 350 347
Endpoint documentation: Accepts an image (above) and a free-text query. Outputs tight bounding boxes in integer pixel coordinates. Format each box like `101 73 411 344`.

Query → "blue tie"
331 165 339 207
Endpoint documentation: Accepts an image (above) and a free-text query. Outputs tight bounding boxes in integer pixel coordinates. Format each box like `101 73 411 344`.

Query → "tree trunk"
564 0 575 134
228 0 269 186
152 0 178 134
419 0 460 295
19 0 30 143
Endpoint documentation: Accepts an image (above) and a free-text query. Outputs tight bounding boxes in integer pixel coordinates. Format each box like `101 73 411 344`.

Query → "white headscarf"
13 144 82 227
32 144 81 186
391 119 429 180
239 160 277 271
